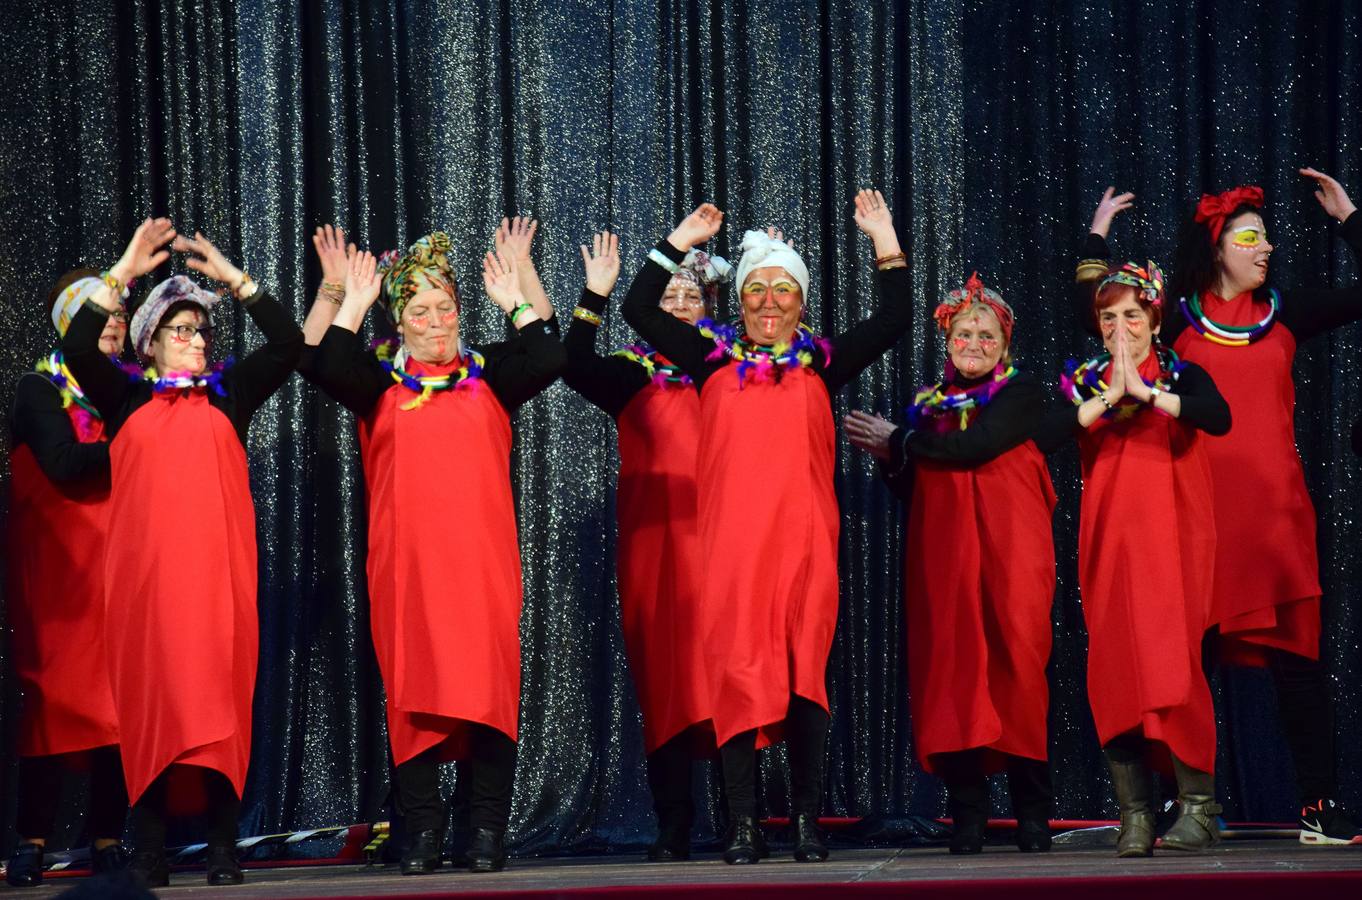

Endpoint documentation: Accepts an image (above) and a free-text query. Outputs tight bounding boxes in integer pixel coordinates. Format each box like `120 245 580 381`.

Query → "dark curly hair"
1167 201 1267 304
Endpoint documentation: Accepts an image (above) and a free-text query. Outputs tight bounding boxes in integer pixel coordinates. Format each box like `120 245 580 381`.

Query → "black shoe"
400 829 443 875
205 844 244 885
91 843 131 875
646 821 691 861
465 827 507 873
5 843 43 887
949 820 985 854
128 850 170 888
1016 818 1052 853
1299 799 1362 846
722 816 769 865
791 813 829 862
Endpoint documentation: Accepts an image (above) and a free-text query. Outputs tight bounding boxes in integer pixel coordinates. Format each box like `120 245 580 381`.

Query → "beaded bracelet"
647 248 681 274
99 270 128 296
573 306 604 326
1097 393 1114 410
509 302 535 325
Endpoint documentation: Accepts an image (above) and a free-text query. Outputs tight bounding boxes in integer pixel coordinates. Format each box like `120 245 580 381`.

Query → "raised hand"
852 189 894 240
495 216 539 263
312 224 354 286
666 203 724 252
109 217 177 285
1300 168 1358 223
842 410 897 461
344 250 382 311
483 250 527 314
1090 187 1134 239
173 231 247 292
766 226 795 248
580 230 621 297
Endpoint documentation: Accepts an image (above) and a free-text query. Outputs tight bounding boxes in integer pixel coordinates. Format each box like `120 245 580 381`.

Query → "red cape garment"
1174 292 1321 664
905 430 1056 774
105 390 258 803
615 380 712 754
8 405 119 757
358 360 521 765
697 365 838 749
1075 354 1218 773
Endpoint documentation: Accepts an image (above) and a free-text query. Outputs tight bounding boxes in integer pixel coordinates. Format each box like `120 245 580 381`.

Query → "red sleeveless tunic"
357 361 522 764
696 365 838 748
1174 293 1320 664
905 437 1056 773
8 405 119 757
105 390 258 802
615 382 711 754
1075 356 1218 772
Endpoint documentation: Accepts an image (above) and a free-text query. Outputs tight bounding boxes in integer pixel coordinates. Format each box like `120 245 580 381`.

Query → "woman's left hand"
1300 167 1358 223
483 250 526 313
1120 329 1152 402
174 231 247 292
842 410 897 461
495 216 539 263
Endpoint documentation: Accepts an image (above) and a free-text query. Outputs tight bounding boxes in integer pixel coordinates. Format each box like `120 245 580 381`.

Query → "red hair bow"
1194 185 1265 244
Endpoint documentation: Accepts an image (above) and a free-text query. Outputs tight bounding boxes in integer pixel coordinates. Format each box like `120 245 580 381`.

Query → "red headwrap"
1194 185 1265 244
932 272 1015 343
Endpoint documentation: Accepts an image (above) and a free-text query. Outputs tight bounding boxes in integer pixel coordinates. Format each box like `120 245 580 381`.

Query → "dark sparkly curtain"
1 0 1359 854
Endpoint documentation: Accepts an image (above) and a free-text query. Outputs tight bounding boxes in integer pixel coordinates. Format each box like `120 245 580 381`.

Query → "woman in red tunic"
842 275 1056 855
1079 173 1362 845
622 195 912 865
309 238 564 875
4 240 169 886
1039 262 1230 857
62 230 303 887
563 232 731 861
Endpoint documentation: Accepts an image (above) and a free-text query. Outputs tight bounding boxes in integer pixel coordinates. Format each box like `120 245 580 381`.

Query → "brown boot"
1104 751 1154 858
1160 756 1222 852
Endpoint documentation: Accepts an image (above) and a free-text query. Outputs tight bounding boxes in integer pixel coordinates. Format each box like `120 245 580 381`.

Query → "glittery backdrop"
1 0 1360 854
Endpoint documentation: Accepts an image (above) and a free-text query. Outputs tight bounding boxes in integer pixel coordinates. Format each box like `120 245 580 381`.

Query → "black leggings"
395 725 518 835
1269 648 1338 803
719 694 829 820
15 747 128 843
935 748 1051 824
646 733 695 831
131 766 239 856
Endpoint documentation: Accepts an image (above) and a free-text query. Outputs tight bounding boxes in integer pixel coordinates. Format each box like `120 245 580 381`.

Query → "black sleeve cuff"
655 239 687 265
1339 208 1362 243
1080 232 1110 260
577 288 610 315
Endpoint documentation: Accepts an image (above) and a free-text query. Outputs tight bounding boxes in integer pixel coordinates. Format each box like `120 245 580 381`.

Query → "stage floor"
18 840 1362 898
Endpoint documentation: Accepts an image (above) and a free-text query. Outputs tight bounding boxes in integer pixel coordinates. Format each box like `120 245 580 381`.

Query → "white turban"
734 230 809 299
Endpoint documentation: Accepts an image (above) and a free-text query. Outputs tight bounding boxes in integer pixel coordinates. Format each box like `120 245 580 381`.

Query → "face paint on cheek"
979 338 999 351
439 310 458 326
407 314 430 331
952 337 969 351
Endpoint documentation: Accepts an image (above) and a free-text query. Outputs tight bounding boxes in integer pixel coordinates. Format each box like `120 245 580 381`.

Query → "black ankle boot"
465 827 507 873
400 829 443 875
205 844 243 885
647 819 691 861
91 843 131 875
722 816 769 865
5 843 43 887
128 850 169 888
948 790 989 854
1015 818 1052 853
791 812 829 862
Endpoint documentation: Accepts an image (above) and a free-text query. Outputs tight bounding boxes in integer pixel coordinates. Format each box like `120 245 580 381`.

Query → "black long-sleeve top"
563 287 674 418
1072 210 1362 344
1031 360 1231 455
309 316 565 418
621 239 913 391
10 371 110 485
61 293 304 444
878 372 1047 502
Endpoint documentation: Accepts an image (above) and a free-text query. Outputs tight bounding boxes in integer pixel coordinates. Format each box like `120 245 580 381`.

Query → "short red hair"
1093 281 1162 330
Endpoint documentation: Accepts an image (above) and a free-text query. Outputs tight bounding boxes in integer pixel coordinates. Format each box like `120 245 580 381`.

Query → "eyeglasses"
108 309 129 322
158 324 215 342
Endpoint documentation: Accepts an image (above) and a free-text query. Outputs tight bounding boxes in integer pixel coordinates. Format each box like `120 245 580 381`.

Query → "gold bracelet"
876 259 908 271
572 306 604 326
235 272 259 301
1075 259 1107 283
322 280 345 293
874 251 906 267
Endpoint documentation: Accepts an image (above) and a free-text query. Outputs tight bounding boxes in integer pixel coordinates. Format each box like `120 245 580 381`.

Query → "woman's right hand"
1090 186 1134 239
108 217 177 288
842 410 897 461
580 230 620 296
313 224 355 286
343 250 382 312
666 203 724 252
1104 327 1130 406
